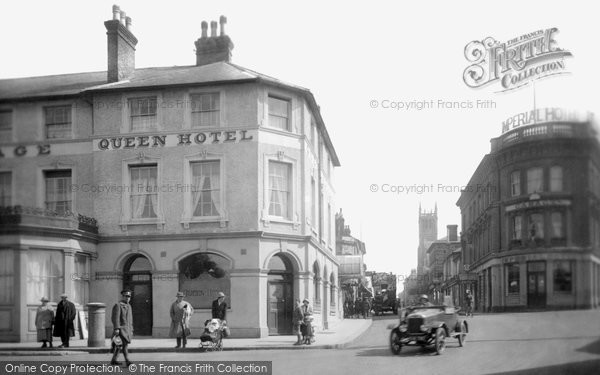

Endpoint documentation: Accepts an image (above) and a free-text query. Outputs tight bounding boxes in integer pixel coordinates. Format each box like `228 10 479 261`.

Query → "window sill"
119 219 165 231
261 126 296 136
262 216 300 230
181 217 228 229
45 136 74 141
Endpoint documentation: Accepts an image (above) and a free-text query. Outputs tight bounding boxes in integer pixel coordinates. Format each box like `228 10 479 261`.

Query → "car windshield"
409 306 444 311
402 306 444 318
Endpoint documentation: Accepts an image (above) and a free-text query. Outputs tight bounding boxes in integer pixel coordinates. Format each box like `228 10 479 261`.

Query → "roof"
0 71 107 100
426 238 461 254
0 62 300 100
0 62 340 165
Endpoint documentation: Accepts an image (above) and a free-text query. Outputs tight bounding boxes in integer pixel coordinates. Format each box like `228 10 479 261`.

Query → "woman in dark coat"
53 294 76 348
211 292 227 321
35 297 54 348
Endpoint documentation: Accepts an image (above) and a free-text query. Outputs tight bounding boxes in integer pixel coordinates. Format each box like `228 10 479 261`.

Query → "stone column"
17 246 28 342
229 268 267 338
87 303 106 347
64 250 76 297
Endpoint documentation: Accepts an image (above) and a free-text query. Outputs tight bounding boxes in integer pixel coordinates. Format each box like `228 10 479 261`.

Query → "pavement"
0 318 372 356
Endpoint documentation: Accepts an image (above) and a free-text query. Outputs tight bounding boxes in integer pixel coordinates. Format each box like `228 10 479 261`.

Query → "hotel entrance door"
266 254 294 335
527 261 546 309
123 255 153 336
267 281 293 334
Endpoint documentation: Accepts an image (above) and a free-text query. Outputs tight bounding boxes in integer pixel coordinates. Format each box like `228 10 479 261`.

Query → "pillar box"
87 303 107 347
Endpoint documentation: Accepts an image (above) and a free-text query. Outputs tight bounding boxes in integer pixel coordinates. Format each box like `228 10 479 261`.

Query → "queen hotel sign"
94 129 255 151
463 28 572 92
0 129 255 157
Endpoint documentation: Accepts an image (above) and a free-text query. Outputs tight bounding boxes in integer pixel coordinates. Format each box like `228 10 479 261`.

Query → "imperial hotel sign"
0 6 341 341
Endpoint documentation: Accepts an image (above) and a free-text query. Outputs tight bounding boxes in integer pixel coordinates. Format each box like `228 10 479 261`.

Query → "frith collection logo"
463 28 572 92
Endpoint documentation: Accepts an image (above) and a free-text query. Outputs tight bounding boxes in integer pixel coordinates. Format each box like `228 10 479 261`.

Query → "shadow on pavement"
353 345 460 357
486 359 600 375
576 337 600 355
469 335 598 343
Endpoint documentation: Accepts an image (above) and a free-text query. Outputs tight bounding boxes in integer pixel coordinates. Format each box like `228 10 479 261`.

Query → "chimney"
447 225 458 242
194 15 234 66
105 5 138 83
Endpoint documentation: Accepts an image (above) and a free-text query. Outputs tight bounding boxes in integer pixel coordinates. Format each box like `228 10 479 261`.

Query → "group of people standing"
169 291 228 348
293 299 315 345
343 298 371 319
109 289 228 365
34 294 77 349
35 289 227 366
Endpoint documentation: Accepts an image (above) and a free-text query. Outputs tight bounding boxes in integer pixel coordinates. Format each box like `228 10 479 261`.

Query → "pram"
199 319 224 351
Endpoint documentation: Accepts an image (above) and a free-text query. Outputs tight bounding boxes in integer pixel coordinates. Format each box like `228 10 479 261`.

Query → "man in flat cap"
53 293 76 348
211 291 227 321
111 290 133 366
169 291 194 348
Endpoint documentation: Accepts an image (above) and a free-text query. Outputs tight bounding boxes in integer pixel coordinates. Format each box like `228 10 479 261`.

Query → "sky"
2 0 599 286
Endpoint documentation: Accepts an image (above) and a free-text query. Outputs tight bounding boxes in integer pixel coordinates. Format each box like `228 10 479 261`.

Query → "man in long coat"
53 293 76 348
111 290 133 366
169 291 194 348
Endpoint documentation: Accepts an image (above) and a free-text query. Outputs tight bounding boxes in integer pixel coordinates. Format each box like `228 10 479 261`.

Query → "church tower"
417 203 438 273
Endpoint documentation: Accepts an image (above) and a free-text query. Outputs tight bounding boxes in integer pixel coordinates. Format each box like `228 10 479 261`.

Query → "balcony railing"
0 205 98 234
492 122 596 151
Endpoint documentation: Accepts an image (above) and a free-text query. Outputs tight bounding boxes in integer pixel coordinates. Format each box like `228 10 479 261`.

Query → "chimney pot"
201 21 208 38
195 16 233 66
112 5 120 20
210 21 217 37
219 15 227 36
105 6 138 83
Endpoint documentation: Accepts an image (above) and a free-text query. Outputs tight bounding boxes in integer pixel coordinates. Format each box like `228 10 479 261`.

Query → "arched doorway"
178 253 231 308
267 254 294 335
123 255 153 336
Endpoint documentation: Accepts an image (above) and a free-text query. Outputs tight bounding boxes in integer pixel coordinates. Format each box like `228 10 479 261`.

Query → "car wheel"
435 328 446 355
390 329 402 355
458 321 467 347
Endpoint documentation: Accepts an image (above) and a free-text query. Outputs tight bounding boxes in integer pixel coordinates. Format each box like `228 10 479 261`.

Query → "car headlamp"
420 324 427 332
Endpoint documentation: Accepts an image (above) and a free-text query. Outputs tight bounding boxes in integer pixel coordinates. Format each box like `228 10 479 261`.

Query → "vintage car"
372 289 398 316
388 296 468 355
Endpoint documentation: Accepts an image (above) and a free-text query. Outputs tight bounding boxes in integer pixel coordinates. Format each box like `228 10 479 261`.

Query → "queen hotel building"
457 109 600 312
0 6 341 341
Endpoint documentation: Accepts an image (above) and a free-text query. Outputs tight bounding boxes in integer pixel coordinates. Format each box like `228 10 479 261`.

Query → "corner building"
457 109 600 312
0 8 341 341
